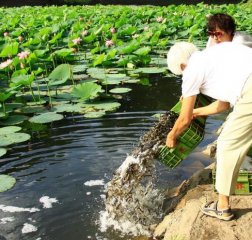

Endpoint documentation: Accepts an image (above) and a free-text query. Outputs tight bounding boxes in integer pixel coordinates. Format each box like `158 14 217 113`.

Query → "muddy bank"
153 160 252 240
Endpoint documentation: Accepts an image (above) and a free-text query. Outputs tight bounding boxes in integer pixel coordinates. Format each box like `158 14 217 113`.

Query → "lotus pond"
0 3 251 240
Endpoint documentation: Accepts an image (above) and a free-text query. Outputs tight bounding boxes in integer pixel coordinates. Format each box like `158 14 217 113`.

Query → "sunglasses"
207 30 224 38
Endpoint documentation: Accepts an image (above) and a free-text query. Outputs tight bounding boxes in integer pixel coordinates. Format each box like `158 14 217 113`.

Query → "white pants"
216 74 252 196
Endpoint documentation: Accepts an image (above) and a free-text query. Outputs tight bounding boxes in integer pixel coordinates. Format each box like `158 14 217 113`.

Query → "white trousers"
216 74 252 196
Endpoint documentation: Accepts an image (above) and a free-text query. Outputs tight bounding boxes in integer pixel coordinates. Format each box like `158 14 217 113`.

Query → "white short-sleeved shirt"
182 42 252 105
206 31 252 48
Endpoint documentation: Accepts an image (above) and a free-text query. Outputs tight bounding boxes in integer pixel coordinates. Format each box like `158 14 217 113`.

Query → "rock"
153 165 252 240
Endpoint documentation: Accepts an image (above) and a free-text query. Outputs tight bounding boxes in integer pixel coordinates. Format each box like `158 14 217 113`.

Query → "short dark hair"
207 13 236 35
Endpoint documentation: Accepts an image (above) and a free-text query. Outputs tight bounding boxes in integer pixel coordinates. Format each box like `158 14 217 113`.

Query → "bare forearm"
193 100 230 117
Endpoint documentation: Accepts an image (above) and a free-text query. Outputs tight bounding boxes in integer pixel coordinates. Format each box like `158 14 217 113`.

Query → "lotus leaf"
52 104 84 113
48 64 72 86
73 74 89 81
82 101 121 112
29 112 64 124
84 111 106 118
101 79 122 85
0 175 16 192
0 92 13 103
0 126 22 135
0 148 7 157
133 67 167 74
72 65 88 73
93 53 105 67
122 79 140 83
72 82 102 100
0 115 28 126
53 48 72 58
0 132 31 147
20 106 47 114
0 42 19 57
133 47 151 56
109 88 132 94
10 74 35 87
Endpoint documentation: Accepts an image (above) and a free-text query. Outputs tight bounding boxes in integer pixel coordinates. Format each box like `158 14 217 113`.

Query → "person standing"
206 13 252 48
166 41 252 220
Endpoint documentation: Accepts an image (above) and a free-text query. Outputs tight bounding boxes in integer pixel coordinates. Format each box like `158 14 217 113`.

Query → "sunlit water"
0 75 222 240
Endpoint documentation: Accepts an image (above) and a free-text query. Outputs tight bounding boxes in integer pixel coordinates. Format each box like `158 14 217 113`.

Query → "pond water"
0 74 222 240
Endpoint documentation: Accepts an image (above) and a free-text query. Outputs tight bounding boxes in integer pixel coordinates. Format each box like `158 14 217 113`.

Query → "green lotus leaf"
53 48 72 58
109 88 132 94
29 112 64 124
0 42 19 57
48 64 72 86
0 115 28 126
52 104 84 113
10 74 35 87
0 92 13 103
84 111 106 118
0 175 16 192
133 67 167 74
0 126 22 135
122 79 140 84
26 101 47 106
72 64 88 73
20 106 47 114
0 132 31 147
93 53 105 67
73 74 89 81
0 103 23 112
72 82 102 100
101 79 121 85
82 101 121 112
0 148 7 157
0 112 6 118
133 46 151 56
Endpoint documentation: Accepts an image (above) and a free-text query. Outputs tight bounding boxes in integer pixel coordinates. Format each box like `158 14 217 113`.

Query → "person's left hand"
166 132 177 148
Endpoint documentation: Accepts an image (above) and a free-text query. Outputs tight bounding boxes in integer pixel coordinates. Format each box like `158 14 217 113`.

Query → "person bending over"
166 41 252 221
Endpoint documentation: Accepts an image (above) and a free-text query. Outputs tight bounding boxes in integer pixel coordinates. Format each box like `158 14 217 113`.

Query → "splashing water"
99 111 178 237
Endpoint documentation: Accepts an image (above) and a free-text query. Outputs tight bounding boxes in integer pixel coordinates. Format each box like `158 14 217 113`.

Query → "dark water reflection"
0 75 222 240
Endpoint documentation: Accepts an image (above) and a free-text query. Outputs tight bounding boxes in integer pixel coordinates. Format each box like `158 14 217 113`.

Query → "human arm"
193 100 230 117
166 95 196 148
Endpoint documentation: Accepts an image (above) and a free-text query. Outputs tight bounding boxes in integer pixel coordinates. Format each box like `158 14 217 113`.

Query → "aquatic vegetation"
0 175 16 193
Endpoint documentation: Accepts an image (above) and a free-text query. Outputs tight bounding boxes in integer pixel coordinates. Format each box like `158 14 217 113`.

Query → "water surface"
0 75 221 240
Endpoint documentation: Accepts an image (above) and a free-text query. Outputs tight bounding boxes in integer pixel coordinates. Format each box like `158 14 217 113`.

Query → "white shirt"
206 31 252 48
182 42 252 105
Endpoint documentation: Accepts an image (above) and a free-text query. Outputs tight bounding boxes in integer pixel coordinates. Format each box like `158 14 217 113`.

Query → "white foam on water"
86 192 91 195
116 155 140 180
0 205 40 213
22 223 38 234
39 196 58 209
84 179 105 186
99 211 150 237
0 217 15 224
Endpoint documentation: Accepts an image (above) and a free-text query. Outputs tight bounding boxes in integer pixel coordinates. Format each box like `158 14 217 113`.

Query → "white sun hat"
167 42 198 75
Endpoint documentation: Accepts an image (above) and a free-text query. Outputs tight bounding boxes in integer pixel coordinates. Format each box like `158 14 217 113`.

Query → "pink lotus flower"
110 27 116 33
72 37 82 45
81 30 88 36
18 36 23 42
3 32 8 37
105 39 114 47
17 51 30 60
156 16 164 23
0 59 13 69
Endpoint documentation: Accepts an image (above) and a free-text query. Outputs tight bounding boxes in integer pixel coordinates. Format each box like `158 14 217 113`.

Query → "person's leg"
216 74 252 209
